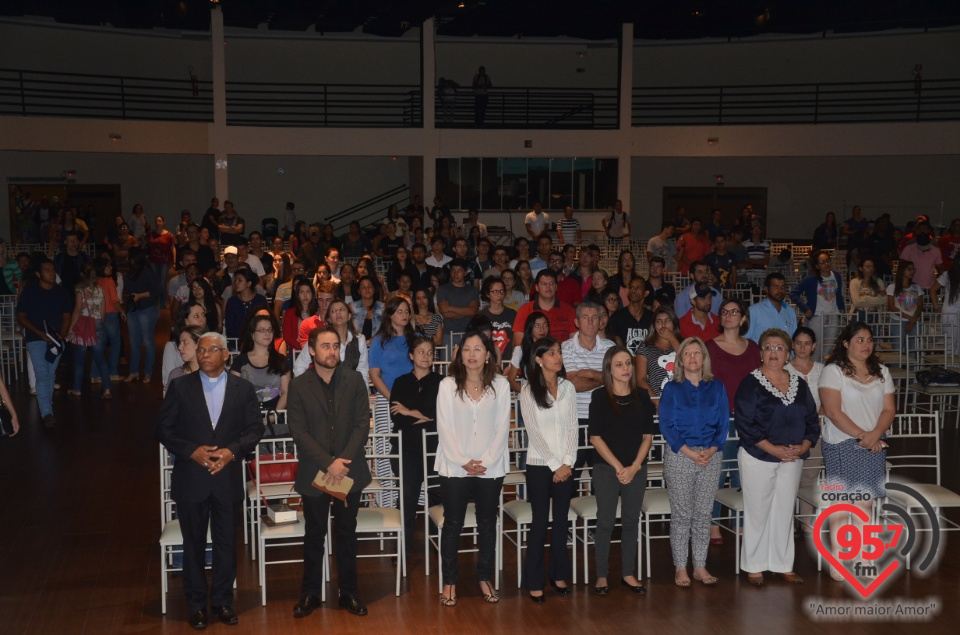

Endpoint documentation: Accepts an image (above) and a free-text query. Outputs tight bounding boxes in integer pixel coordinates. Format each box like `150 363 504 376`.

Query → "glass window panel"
549 158 572 211
480 158 500 210
527 158 549 211
500 158 527 211
595 158 618 210
572 158 594 209
460 158 481 211
435 158 460 210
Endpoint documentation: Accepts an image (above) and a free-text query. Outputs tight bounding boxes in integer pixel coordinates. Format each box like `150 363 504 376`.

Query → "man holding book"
288 326 372 618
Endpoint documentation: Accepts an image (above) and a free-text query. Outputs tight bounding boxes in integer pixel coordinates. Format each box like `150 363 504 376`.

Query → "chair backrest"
364 431 402 512
423 430 441 504
159 444 176 528
251 438 300 506
0 295 17 333
885 413 942 486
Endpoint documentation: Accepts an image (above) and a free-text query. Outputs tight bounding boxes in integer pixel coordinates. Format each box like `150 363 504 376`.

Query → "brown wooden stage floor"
1 316 958 634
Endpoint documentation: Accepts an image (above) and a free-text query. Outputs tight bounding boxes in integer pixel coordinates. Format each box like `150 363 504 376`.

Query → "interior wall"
630 155 960 242
1 151 213 235
222 155 410 232
634 29 960 86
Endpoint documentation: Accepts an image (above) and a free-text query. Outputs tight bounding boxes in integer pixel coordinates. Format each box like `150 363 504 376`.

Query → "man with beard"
745 272 798 343
288 327 371 619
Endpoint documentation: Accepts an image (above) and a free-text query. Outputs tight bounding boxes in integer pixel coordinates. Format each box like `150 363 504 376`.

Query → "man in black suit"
155 332 264 630
288 326 371 618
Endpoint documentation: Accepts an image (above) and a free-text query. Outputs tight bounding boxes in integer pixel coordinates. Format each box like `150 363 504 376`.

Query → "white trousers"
739 449 803 573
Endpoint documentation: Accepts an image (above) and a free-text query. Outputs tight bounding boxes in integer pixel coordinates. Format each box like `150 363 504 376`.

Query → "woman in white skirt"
734 329 820 586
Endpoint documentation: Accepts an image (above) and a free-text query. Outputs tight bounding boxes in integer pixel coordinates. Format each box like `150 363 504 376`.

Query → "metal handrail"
435 86 618 129
633 77 960 126
0 68 213 122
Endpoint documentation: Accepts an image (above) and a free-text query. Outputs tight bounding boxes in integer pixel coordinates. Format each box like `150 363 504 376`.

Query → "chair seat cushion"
887 483 960 509
160 519 212 545
428 502 477 528
258 512 307 539
357 507 402 531
641 488 671 515
503 499 577 525
570 495 621 519
714 487 743 510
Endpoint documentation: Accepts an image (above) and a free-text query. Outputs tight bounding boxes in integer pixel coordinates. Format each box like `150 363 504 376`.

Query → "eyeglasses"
489 289 505 295
720 309 741 316
255 328 274 334
762 345 787 352
196 346 224 355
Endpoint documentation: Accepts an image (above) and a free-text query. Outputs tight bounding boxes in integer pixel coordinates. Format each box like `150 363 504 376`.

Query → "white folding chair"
357 431 406 596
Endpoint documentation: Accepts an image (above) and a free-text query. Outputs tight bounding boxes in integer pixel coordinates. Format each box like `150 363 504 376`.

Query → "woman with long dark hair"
514 260 533 296
478 276 516 359
386 245 415 292
94 256 123 382
608 249 639 308
435 330 510 607
819 321 895 581
352 275 384 341
167 325 204 386
123 247 162 383
505 311 550 393
849 257 886 322
370 296 416 507
232 312 290 411
283 277 318 357
520 336 578 602
589 345 656 595
886 259 922 355
635 306 681 406
224 268 268 339
412 287 443 346
146 215 176 309
189 276 221 333
931 257 960 354
813 212 839 251
500 268 527 312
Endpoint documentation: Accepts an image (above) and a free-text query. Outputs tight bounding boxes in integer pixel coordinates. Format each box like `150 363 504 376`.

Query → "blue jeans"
27 340 61 418
127 304 159 378
73 321 111 391
90 312 122 379
151 263 170 307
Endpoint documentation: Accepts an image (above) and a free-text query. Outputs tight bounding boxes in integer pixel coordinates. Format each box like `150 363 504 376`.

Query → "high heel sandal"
440 594 458 607
747 573 765 587
479 581 499 604
693 571 719 585
781 572 804 584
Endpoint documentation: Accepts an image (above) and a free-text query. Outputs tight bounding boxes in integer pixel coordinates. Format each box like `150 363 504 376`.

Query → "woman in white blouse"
519 336 578 603
786 326 825 529
435 330 511 607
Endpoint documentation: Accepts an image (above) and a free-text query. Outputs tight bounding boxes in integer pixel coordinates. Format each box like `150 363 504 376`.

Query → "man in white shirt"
646 222 677 271
525 202 550 239
561 301 614 467
425 236 452 269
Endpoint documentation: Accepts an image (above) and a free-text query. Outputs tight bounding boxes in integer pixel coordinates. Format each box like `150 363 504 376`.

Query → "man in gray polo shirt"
437 258 479 346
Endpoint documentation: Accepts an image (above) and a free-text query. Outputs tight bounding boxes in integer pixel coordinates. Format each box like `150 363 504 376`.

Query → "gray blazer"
288 364 371 495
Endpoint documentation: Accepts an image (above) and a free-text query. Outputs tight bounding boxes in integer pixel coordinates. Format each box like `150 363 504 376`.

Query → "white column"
422 18 435 131
619 23 634 237
210 4 229 201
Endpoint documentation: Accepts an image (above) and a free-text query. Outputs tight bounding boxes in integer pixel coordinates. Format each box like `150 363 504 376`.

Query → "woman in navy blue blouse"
659 337 728 587
734 328 820 586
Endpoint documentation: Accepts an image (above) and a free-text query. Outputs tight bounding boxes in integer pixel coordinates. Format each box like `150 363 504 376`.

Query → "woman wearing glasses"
705 298 760 544
231 312 291 411
734 329 819 586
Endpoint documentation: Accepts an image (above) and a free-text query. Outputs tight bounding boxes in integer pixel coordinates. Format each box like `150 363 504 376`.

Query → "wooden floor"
1 314 958 634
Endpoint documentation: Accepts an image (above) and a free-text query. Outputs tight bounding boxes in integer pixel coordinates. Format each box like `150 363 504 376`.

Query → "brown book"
310 468 354 500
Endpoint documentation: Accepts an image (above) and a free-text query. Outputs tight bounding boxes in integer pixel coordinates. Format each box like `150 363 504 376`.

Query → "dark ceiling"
2 1 958 40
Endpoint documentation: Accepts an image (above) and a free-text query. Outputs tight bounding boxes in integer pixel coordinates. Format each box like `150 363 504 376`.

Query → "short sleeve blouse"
635 342 674 398
818 364 895 444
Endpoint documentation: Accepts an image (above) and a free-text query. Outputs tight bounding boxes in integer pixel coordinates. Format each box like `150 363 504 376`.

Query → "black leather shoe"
293 595 321 618
621 579 647 594
528 592 545 604
338 595 368 616
188 608 208 630
594 585 610 595
212 605 238 625
550 580 571 595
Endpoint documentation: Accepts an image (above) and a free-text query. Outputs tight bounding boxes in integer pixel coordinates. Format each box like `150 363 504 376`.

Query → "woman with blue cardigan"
790 251 844 361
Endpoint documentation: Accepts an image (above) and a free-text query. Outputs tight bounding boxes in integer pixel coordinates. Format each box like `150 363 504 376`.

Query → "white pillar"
618 23 634 237
210 4 228 202
422 18 435 131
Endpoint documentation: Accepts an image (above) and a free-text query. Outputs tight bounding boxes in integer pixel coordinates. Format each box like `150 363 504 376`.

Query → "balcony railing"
0 68 213 122
633 78 960 126
435 87 619 129
225 82 422 127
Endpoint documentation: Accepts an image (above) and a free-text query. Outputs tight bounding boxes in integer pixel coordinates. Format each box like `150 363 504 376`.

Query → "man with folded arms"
155 332 264 630
288 327 372 618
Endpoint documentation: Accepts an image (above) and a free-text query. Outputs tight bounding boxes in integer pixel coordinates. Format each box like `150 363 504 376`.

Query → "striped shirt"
556 217 580 241
561 335 615 419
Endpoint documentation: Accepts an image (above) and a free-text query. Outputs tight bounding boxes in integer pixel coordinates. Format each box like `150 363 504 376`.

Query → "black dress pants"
177 496 240 612
301 490 362 598
439 476 503 585
522 464 575 591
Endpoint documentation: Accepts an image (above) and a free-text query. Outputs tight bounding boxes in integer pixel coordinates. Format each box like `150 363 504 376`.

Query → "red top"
705 338 761 413
513 299 577 344
679 310 719 343
282 307 306 351
147 231 176 265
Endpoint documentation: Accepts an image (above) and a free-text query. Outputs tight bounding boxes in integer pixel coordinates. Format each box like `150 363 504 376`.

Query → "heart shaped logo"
813 503 900 598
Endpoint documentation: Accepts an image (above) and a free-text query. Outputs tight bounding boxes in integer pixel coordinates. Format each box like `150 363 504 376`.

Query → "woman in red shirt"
281 278 318 361
147 215 176 309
